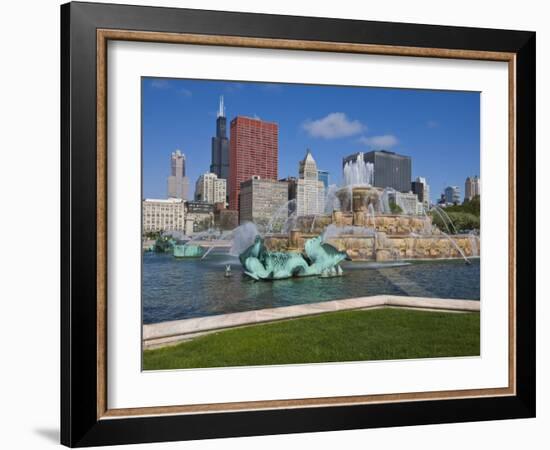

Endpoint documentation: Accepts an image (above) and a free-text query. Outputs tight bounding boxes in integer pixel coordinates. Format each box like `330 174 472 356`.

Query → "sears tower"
210 96 229 180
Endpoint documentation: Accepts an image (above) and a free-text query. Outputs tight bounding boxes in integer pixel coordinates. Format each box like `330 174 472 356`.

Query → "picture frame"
60 1 535 447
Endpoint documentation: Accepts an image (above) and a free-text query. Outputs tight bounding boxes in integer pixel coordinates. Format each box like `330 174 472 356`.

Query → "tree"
431 211 479 233
143 230 161 240
446 195 480 216
388 199 403 214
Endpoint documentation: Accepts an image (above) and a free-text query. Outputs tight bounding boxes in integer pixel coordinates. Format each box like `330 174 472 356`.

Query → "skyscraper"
343 150 411 192
318 170 330 190
296 149 325 216
167 149 190 200
465 176 481 201
229 116 278 211
444 186 461 205
210 96 230 180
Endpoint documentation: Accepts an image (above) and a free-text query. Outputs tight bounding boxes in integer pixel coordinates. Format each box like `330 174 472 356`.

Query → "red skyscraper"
229 116 278 210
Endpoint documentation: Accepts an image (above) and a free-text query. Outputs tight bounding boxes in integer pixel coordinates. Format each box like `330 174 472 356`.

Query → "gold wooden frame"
96 29 516 420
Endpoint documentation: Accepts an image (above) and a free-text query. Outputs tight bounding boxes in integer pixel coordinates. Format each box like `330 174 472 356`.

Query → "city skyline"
142 77 480 202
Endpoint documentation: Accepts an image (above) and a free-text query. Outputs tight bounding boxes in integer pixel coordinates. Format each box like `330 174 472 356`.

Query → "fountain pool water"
143 250 480 324
173 243 205 258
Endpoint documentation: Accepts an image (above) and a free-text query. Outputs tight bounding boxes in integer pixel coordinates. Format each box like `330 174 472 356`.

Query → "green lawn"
143 307 480 370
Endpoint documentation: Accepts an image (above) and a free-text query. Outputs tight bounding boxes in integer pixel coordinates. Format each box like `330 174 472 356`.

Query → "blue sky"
142 77 480 203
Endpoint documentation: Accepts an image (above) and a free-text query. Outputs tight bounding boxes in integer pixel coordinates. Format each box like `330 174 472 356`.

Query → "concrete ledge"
143 295 479 350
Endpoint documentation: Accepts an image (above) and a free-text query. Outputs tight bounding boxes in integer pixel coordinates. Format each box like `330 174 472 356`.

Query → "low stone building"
184 201 214 233
142 198 185 232
214 202 239 230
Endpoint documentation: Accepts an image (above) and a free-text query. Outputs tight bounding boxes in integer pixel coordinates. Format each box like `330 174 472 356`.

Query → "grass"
143 307 480 370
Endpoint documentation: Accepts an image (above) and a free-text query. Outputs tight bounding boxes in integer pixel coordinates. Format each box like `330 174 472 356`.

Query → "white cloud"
358 134 399 148
150 79 191 97
225 83 245 93
150 79 170 89
302 112 366 139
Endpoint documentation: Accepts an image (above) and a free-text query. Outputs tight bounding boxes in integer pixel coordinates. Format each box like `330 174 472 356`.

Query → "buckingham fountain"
142 160 480 324
233 154 479 280
149 154 480 282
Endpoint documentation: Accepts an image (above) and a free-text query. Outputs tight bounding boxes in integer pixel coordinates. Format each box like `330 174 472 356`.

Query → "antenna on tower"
217 95 225 118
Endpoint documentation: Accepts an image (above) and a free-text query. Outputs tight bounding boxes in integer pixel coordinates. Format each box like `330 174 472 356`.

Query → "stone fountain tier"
264 231 480 262
261 183 479 262
293 211 432 236
335 185 384 213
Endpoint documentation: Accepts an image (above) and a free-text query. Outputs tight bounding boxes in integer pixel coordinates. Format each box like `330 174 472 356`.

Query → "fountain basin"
264 232 479 262
336 185 383 213
173 244 205 258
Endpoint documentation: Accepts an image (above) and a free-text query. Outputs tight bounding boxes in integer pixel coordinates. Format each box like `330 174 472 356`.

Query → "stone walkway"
143 295 480 349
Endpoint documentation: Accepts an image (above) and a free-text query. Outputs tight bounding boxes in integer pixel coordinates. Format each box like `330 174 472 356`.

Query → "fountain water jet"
310 215 317 233
343 153 374 186
431 205 458 235
229 222 260 256
439 230 471 264
324 184 341 214
266 199 297 234
469 231 479 257
367 203 376 228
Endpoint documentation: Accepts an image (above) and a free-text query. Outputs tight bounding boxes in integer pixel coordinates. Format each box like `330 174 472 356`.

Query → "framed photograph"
61 1 535 447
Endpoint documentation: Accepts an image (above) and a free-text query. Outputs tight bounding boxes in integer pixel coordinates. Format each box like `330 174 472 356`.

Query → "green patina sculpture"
154 236 176 253
173 243 205 258
239 235 350 280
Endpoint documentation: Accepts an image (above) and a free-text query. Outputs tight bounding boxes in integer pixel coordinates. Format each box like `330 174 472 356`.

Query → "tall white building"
167 150 190 200
465 176 481 201
388 190 422 216
296 149 325 216
142 198 185 232
195 172 227 204
413 176 431 210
